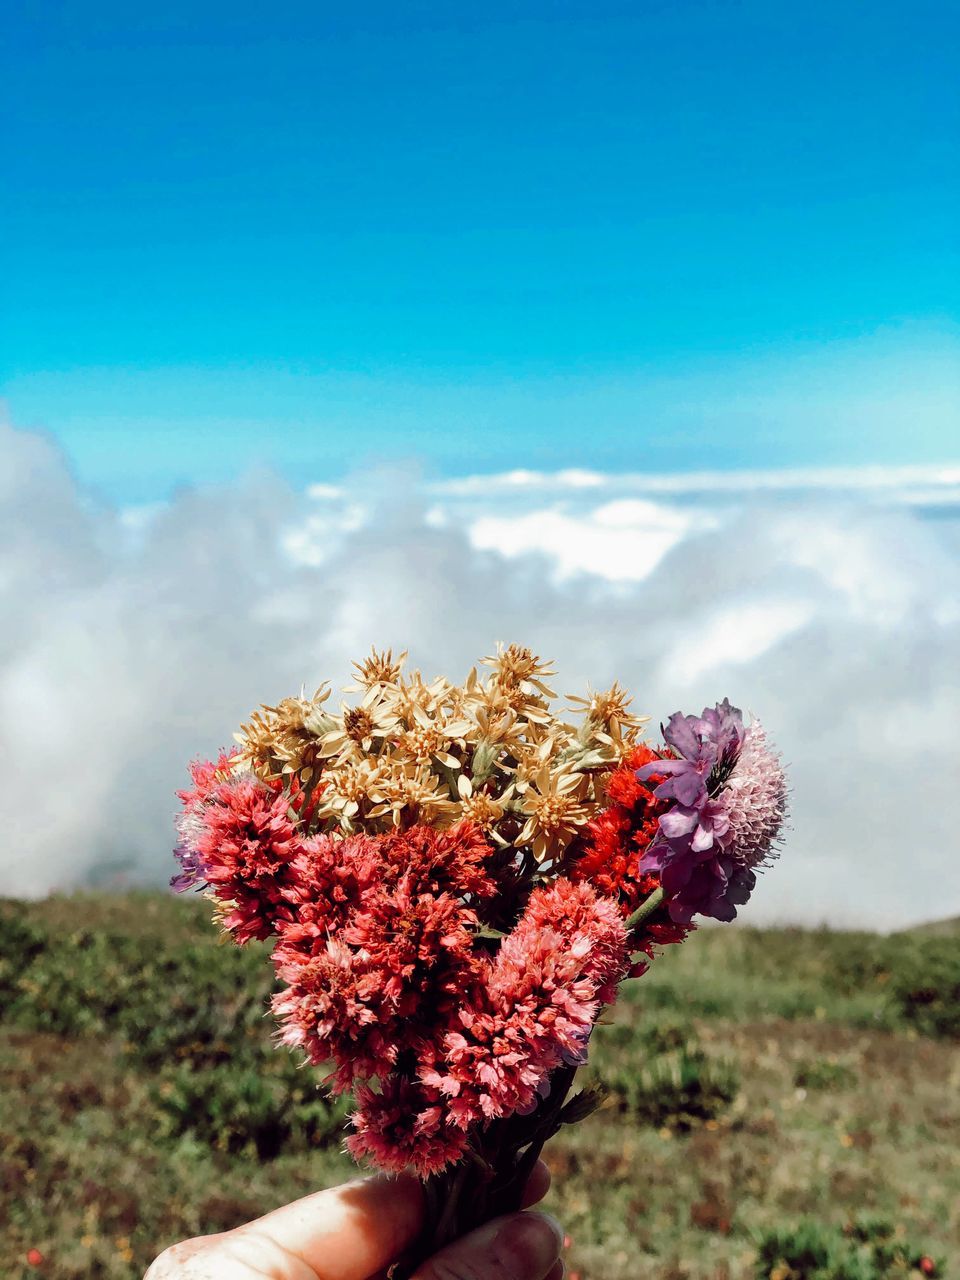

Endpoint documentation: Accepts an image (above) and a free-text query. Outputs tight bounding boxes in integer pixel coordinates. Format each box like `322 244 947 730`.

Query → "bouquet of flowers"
173 645 787 1270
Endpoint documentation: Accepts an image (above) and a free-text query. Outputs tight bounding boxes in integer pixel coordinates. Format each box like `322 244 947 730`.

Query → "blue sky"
2 0 957 502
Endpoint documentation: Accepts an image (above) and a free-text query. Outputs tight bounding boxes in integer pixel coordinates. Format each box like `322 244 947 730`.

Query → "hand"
144 1161 563 1280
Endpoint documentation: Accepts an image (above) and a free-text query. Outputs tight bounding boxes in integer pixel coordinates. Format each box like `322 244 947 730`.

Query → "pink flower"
196 774 301 942
272 937 400 1086
517 880 630 1003
419 879 630 1132
171 751 239 891
271 828 489 1093
348 1077 468 1177
722 720 788 870
342 875 479 1016
282 831 383 933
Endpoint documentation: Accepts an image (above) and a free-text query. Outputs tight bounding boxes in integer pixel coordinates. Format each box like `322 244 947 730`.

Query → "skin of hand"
144 1160 563 1280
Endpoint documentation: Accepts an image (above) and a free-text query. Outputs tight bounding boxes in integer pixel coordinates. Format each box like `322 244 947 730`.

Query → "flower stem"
624 885 665 934
430 1160 473 1253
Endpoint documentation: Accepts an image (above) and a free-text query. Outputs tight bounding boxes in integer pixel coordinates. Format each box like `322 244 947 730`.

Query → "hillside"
1 893 958 1279
905 915 960 938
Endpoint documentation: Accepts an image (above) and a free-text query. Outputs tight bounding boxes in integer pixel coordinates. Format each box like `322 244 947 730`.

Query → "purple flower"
171 794 212 892
659 856 756 925
637 702 786 923
637 699 746 809
170 841 207 892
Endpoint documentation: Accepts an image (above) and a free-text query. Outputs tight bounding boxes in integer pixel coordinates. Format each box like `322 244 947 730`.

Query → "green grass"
1 893 957 1279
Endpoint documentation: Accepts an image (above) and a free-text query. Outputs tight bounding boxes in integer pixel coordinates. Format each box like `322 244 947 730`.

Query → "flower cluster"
231 645 648 857
173 649 786 1185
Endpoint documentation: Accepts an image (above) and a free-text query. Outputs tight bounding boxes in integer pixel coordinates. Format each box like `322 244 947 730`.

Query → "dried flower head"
348 647 408 690
517 763 591 862
568 682 649 747
235 688 332 782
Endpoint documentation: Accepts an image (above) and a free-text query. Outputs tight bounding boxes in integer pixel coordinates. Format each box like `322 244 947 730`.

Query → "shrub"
113 942 276 1069
793 1058 857 1091
2 914 278 1067
888 937 960 1040
0 904 47 1011
753 1217 943 1278
150 1063 350 1158
596 1013 694 1056
597 1046 739 1131
589 1015 738 1130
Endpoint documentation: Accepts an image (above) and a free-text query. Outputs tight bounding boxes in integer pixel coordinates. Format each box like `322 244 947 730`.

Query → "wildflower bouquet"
173 646 787 1269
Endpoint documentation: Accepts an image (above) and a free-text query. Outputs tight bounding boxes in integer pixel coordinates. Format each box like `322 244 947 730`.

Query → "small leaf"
560 1086 607 1125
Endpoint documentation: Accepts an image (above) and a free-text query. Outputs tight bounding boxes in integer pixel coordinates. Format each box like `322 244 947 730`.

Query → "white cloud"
662 600 813 685
1 420 958 930
432 462 960 503
466 500 711 584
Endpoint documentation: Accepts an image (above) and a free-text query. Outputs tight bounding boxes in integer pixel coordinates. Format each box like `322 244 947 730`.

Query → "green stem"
431 1160 472 1253
624 885 664 934
486 1062 578 1221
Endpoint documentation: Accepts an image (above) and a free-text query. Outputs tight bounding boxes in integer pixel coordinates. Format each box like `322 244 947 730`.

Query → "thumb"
412 1211 564 1280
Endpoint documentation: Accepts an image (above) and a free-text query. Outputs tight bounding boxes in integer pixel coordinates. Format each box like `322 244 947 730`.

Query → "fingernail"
494 1212 564 1279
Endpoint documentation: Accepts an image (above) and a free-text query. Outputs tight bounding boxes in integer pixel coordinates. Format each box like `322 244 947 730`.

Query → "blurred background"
2 0 957 927
1 4 958 1277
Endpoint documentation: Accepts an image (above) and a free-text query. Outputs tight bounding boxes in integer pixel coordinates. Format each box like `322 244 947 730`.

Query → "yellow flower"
346 646 408 690
366 761 460 828
318 687 400 761
482 642 557 697
392 670 456 724
568 682 649 749
235 687 331 782
394 700 475 771
457 774 516 843
229 646 651 866
480 644 557 724
315 757 387 828
516 762 590 861
470 696 530 743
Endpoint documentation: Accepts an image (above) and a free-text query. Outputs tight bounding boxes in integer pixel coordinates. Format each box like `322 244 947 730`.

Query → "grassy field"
1 893 958 1279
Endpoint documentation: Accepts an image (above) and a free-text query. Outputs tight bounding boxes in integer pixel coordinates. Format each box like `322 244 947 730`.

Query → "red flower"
376 822 497 901
176 750 239 811
197 774 302 942
271 826 491 1092
569 744 668 912
348 1077 468 1177
26 1249 45 1267
281 830 382 938
273 938 401 1086
634 916 693 959
517 879 630 1002
342 877 479 1014
282 822 495 936
419 879 630 1133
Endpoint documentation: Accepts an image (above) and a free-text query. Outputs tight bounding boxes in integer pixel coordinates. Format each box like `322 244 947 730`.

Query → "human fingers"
520 1159 551 1209
143 1164 554 1280
412 1210 563 1280
145 1173 424 1280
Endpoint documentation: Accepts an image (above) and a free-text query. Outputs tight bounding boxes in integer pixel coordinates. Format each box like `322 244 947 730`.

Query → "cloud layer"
2 421 958 929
